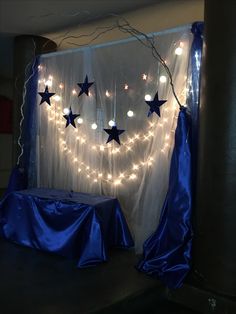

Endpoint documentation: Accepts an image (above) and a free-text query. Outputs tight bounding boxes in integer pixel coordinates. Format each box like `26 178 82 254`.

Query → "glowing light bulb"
127 110 134 117
175 47 183 55
142 74 147 80
59 83 64 89
63 108 70 115
129 174 137 180
100 145 105 151
72 89 77 95
145 94 152 101
81 138 86 144
48 75 53 80
108 120 115 127
114 179 121 186
124 84 129 90
98 173 103 177
74 158 78 162
77 118 83 124
133 164 139 170
91 123 97 130
45 80 52 87
107 174 112 180
165 135 170 140
105 90 111 97
54 95 61 101
94 179 98 183
92 145 96 150
159 75 167 83
38 65 42 71
119 173 125 178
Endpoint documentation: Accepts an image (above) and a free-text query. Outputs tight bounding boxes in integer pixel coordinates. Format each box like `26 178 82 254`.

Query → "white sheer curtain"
37 26 192 253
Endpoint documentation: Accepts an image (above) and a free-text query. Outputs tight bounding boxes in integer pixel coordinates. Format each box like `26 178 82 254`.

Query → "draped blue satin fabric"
0 188 134 267
137 108 193 289
187 22 204 199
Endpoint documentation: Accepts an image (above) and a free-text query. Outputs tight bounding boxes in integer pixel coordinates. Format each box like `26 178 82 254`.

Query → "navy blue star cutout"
145 92 167 117
104 126 125 145
38 86 55 106
63 107 80 128
77 75 94 97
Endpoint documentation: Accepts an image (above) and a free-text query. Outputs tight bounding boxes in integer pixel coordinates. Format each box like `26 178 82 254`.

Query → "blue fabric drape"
187 22 204 198
137 108 193 288
0 188 134 267
4 57 39 197
137 22 204 289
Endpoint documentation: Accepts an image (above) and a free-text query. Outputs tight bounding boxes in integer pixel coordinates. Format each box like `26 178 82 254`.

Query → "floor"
0 237 200 314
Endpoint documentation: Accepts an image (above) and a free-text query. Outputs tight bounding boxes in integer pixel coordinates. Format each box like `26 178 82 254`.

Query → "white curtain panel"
37 26 192 253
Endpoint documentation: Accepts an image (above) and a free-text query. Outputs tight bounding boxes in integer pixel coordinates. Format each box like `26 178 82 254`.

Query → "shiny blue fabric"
187 22 204 199
0 188 134 267
137 108 193 288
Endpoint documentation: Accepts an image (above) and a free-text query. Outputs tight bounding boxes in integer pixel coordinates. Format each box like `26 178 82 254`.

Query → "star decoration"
145 92 167 117
77 75 94 97
104 126 125 145
63 107 80 128
38 86 55 106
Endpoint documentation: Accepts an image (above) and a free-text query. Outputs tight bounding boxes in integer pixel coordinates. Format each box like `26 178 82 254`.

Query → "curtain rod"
40 24 191 59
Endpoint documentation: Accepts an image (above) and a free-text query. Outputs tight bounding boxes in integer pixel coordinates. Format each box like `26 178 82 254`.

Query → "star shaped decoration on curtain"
63 107 80 128
104 126 125 145
38 86 55 106
145 92 167 117
77 75 94 97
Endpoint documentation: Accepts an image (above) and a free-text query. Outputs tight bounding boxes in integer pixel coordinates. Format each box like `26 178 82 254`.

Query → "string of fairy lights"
37 37 186 186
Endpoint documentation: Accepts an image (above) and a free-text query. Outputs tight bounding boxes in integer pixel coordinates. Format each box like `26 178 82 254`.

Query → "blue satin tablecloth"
0 188 134 267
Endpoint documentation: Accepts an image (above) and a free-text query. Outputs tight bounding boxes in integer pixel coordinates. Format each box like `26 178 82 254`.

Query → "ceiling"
0 0 159 79
0 0 158 35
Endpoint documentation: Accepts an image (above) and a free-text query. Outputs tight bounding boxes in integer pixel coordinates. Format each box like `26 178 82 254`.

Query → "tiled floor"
0 238 200 314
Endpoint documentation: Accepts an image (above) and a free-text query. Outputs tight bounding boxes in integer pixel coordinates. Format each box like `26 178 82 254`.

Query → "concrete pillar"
13 35 57 166
194 0 236 296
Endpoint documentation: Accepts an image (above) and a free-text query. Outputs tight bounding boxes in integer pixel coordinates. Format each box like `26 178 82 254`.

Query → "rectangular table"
0 188 134 267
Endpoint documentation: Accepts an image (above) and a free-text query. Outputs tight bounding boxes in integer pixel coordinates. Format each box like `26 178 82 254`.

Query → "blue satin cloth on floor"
0 188 134 267
137 108 192 288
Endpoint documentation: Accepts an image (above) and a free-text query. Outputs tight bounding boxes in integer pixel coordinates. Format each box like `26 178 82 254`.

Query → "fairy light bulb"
145 94 151 101
105 90 111 97
54 95 61 101
127 110 134 117
124 84 129 90
72 89 77 95
108 120 115 127
59 83 64 89
159 75 167 83
98 173 103 177
100 145 105 151
129 174 137 180
175 47 183 55
91 123 97 130
107 174 112 180
63 108 70 115
114 179 121 186
45 80 52 87
142 74 147 80
77 118 83 124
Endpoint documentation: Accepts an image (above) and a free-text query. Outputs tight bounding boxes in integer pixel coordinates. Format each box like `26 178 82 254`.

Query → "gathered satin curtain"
35 26 192 253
